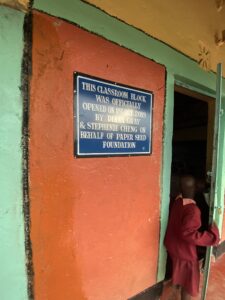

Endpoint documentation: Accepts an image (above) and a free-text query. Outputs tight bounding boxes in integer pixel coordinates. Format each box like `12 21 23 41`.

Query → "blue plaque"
74 73 153 157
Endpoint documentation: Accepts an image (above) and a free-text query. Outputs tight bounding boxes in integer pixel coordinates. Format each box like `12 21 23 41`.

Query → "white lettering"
135 134 147 141
97 85 128 99
95 94 110 104
80 131 104 139
95 114 104 121
82 102 107 113
81 82 96 92
130 93 146 103
120 125 138 133
102 141 136 149
116 133 134 140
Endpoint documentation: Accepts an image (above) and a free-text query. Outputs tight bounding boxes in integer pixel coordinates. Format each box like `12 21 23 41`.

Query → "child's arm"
180 205 220 246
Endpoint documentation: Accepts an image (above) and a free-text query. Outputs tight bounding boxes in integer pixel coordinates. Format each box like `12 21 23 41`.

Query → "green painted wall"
0 6 27 300
34 0 225 283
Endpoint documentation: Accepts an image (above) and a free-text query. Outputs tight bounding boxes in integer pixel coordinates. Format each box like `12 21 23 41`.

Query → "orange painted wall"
30 11 165 300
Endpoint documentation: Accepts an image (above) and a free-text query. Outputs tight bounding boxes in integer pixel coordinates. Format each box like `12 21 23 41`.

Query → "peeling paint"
0 0 29 11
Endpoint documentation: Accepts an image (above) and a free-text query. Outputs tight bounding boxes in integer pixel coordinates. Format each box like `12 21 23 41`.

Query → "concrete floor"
161 253 225 300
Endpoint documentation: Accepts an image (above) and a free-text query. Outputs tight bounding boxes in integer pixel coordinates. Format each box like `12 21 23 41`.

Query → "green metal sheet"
201 63 223 300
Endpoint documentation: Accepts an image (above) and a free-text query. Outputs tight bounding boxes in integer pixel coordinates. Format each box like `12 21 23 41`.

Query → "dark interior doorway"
165 88 215 280
171 88 215 212
172 91 208 178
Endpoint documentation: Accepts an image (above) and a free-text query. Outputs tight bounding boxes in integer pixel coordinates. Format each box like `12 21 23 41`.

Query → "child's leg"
167 285 180 300
181 287 192 300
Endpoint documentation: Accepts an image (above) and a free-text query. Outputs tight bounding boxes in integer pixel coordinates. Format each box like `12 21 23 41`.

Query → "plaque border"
73 72 154 158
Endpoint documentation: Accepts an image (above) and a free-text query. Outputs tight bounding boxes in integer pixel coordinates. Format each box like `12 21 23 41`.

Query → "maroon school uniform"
164 196 219 296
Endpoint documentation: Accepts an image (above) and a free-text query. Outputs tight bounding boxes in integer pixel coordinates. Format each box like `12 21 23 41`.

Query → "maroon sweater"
164 197 219 261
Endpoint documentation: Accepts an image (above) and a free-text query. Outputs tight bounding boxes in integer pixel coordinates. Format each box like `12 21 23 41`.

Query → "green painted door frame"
158 69 225 281
201 64 223 300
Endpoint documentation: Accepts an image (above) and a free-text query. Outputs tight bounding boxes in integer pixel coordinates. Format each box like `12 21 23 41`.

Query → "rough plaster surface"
30 11 165 300
0 6 27 300
33 0 225 284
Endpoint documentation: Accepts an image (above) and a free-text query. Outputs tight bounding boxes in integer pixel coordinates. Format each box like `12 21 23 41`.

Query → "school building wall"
85 0 225 75
30 11 165 299
0 5 28 300
0 0 225 299
33 0 225 283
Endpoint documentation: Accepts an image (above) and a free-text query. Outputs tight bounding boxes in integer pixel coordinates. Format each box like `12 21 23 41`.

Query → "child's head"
180 175 196 199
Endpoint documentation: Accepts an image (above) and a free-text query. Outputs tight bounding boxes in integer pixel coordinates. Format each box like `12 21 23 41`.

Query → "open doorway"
170 86 215 255
165 87 215 281
172 88 215 177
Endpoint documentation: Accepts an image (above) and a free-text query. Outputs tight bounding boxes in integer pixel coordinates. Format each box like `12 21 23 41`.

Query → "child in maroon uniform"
164 175 219 300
